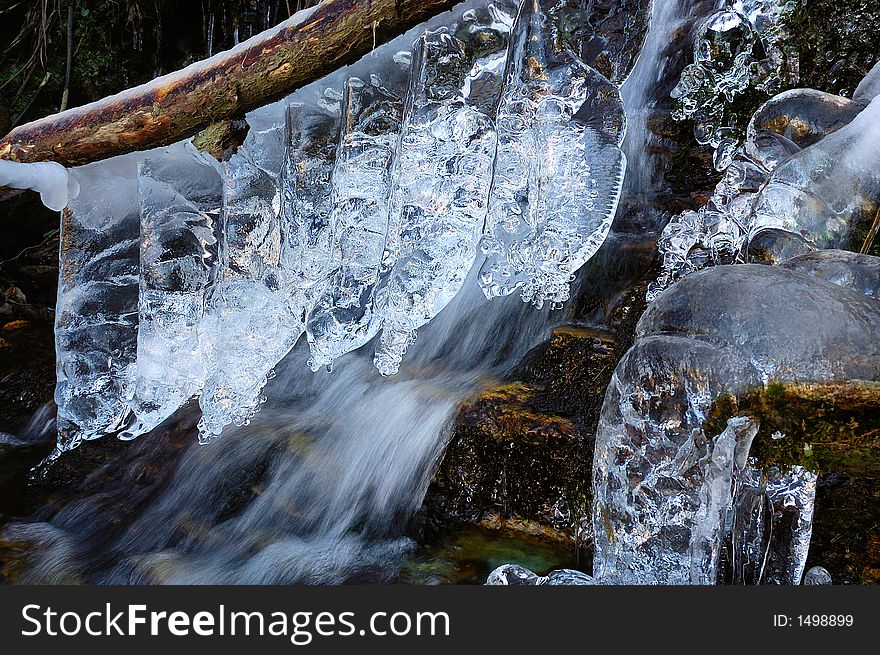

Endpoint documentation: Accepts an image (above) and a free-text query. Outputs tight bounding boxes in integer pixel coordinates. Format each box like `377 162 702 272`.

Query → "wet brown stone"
422 280 649 548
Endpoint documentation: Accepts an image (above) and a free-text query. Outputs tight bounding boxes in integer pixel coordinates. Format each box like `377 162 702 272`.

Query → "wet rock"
808 472 880 584
788 0 880 98
422 264 649 547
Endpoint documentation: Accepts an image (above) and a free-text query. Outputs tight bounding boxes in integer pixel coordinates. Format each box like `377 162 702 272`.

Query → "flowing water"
2 267 561 584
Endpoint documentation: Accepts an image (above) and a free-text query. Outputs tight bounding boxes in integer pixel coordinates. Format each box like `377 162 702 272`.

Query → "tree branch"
0 0 459 169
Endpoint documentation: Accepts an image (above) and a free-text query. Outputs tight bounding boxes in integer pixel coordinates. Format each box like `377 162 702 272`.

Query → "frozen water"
306 70 406 371
649 87 866 299
595 265 880 584
478 0 626 309
486 563 544 585
802 566 832 585
485 564 595 585
197 130 291 442
854 59 880 104
672 1 805 169
54 153 148 453
127 144 223 440
0 159 79 211
728 462 817 585
197 97 345 441
49 0 649 448
373 2 517 376
749 95 880 253
782 249 880 299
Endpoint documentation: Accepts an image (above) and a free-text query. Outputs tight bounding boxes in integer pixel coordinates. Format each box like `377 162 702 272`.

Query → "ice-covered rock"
486 563 544 585
802 565 833 585
650 86 870 299
672 0 805 169
781 249 880 299
854 59 880 104
595 265 880 584
486 563 595 585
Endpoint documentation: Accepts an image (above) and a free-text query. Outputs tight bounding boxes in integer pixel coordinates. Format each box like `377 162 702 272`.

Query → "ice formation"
650 84 874 299
51 0 645 447
0 159 79 211
486 563 595 585
594 265 880 584
373 3 517 375
672 0 804 170
477 0 627 308
307 71 406 372
727 463 817 584
127 144 224 439
55 152 147 452
802 566 832 585
749 95 880 250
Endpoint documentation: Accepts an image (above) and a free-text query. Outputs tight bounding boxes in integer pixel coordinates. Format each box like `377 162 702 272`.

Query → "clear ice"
749 95 880 252
478 0 626 308
672 0 805 170
51 0 652 448
307 69 407 371
373 2 517 376
649 86 869 299
54 153 147 452
486 563 595 585
198 95 344 441
128 144 223 439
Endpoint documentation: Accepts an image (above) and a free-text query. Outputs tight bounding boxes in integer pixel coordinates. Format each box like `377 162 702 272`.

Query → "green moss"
706 381 880 474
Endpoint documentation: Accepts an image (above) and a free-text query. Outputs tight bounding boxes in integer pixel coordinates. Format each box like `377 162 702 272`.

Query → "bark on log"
0 0 459 169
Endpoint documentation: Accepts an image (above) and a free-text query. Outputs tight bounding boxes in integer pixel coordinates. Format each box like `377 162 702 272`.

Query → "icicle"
373 2 517 376
126 144 223 440
306 70 406 371
478 0 626 308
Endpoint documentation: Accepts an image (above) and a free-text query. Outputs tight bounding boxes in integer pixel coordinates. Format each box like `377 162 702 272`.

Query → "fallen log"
0 0 459 169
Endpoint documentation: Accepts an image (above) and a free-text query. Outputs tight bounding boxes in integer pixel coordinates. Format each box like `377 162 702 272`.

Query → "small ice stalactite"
53 152 148 453
198 124 291 443
373 2 517 376
306 69 407 371
126 144 223 440
486 563 595 585
478 0 626 309
649 86 866 300
672 0 805 170
726 461 817 585
0 160 80 211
